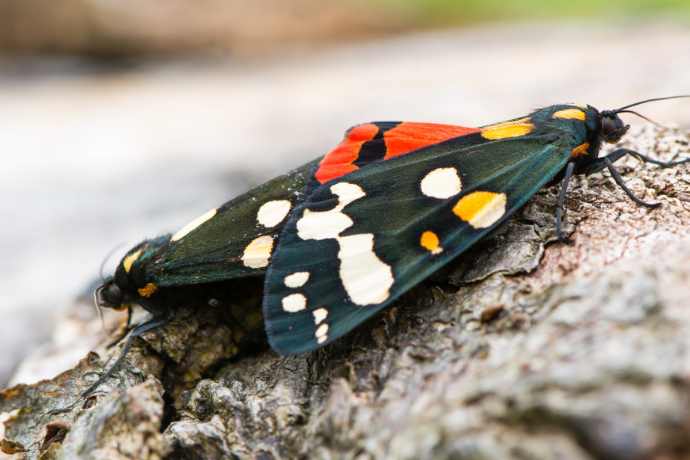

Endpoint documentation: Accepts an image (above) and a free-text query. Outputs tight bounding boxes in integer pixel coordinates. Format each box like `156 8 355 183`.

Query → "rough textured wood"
2 125 690 460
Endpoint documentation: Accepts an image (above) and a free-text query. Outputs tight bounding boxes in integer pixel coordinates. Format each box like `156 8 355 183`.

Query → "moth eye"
106 284 123 305
602 118 617 136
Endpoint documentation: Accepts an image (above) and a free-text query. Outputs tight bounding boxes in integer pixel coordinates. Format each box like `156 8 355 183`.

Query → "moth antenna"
99 242 127 282
93 286 107 334
616 109 668 128
613 95 690 113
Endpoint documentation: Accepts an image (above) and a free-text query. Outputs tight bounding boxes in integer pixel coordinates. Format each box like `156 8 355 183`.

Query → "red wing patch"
315 122 481 184
315 123 378 184
383 122 481 159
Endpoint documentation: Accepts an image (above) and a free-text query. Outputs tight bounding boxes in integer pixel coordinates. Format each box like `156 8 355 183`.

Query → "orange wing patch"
384 122 481 159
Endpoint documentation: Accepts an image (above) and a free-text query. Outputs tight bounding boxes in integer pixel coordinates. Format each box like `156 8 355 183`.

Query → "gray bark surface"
2 125 690 459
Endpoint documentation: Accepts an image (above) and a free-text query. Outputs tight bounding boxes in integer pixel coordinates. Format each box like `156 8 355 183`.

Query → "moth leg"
581 147 690 208
81 314 171 398
584 148 690 176
106 306 134 348
556 161 575 242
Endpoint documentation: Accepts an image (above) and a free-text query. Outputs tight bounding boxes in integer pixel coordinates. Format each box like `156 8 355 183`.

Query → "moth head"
95 279 127 311
599 112 629 144
600 95 690 144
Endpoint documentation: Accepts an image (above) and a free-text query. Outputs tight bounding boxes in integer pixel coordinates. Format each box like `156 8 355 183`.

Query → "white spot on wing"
171 208 217 241
315 323 329 343
285 271 310 288
257 200 292 228
338 234 393 305
313 308 328 324
420 167 462 199
295 182 393 306
282 293 307 312
241 235 273 268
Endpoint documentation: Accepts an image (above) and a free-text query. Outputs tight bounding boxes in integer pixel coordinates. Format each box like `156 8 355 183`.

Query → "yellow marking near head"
453 191 507 229
571 142 590 158
420 231 443 255
481 117 534 140
553 109 586 120
138 283 158 298
171 208 218 242
123 249 143 273
112 303 130 312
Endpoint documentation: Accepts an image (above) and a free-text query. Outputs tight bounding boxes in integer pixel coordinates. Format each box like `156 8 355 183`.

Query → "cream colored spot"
420 167 462 199
297 182 364 240
313 308 328 325
338 234 393 305
123 249 143 273
315 323 329 344
257 200 292 228
453 191 507 229
282 293 307 313
284 271 310 288
171 208 218 241
295 182 394 306
241 235 274 269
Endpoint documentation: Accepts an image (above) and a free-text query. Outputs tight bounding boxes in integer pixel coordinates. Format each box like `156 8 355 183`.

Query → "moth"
84 96 689 396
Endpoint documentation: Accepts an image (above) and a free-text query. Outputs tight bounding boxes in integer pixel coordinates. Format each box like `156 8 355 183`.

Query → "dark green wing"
146 159 319 286
263 135 572 355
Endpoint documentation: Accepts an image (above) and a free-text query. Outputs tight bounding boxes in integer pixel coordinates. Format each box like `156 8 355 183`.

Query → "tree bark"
2 125 690 460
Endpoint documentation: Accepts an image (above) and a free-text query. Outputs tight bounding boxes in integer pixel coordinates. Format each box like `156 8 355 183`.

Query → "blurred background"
1 0 689 391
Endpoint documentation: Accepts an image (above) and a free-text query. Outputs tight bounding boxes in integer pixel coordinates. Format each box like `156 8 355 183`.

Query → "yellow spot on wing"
242 235 274 269
553 109 586 120
481 117 534 140
171 208 218 242
123 249 143 273
453 191 507 229
138 283 158 297
420 231 442 255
